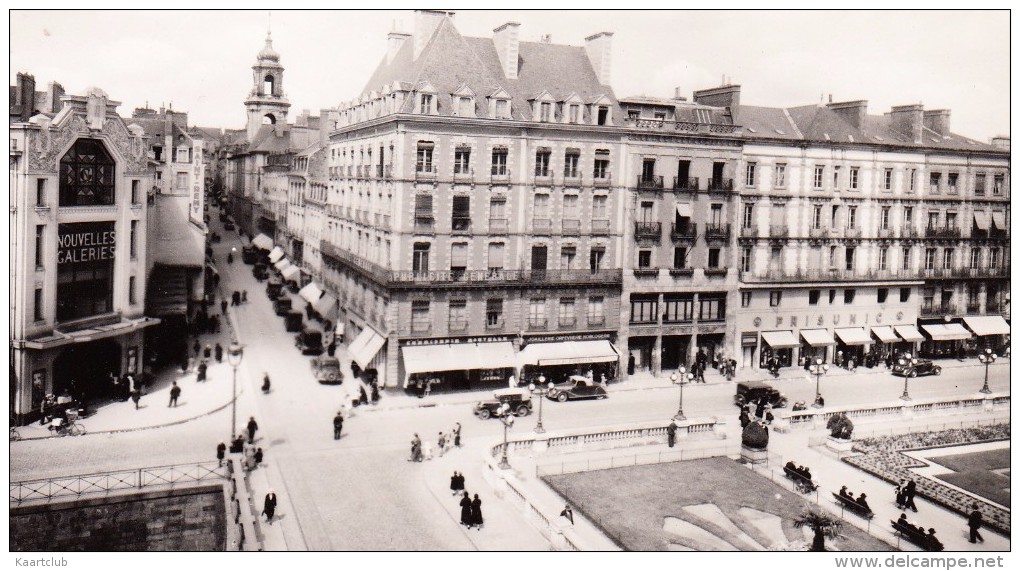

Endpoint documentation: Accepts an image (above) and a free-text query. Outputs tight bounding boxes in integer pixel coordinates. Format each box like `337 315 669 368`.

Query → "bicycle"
48 410 86 437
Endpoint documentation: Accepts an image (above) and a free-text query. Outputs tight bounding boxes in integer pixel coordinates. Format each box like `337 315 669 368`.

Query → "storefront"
401 341 516 393
834 327 871 368
760 330 797 369
919 323 972 358
869 326 899 362
518 340 620 384
799 329 835 366
962 316 1010 353
348 325 387 383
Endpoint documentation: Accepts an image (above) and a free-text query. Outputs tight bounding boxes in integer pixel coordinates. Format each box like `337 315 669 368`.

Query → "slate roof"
147 195 204 268
358 17 619 121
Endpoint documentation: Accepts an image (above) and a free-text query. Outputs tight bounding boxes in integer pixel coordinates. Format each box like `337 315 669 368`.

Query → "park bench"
891 521 943 551
783 466 818 493
832 492 875 519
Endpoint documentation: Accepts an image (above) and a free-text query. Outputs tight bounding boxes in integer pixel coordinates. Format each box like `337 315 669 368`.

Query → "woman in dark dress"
471 494 483 529
460 491 473 528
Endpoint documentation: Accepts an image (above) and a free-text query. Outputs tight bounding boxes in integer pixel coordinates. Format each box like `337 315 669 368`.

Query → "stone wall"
10 484 227 551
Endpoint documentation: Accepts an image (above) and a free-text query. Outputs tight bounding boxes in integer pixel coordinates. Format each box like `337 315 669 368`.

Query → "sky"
9 9 1011 142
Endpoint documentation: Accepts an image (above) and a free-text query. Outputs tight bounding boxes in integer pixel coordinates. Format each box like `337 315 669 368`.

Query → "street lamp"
227 341 244 440
898 353 917 401
671 367 694 421
496 403 515 470
810 357 829 408
977 348 997 394
528 374 555 434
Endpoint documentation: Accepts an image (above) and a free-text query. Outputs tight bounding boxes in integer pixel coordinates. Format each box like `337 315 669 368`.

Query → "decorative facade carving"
28 113 147 174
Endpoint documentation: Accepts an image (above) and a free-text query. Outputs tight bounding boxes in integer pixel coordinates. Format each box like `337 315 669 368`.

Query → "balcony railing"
707 178 734 191
593 172 612 187
920 304 957 317
900 227 921 239
704 223 730 241
388 268 623 288
769 225 789 238
485 320 504 330
843 227 863 239
591 219 610 235
489 218 509 234
448 321 469 332
739 268 928 283
490 168 511 184
925 226 962 239
808 227 829 239
533 218 552 235
587 315 606 327
634 221 662 239
633 267 660 277
451 218 472 233
558 317 577 328
534 169 552 184
453 168 473 183
877 228 894 239
673 177 699 191
413 218 435 234
415 167 437 181
528 318 548 330
671 222 697 240
637 175 664 190
704 267 729 277
562 219 581 235
410 323 432 335
669 267 695 278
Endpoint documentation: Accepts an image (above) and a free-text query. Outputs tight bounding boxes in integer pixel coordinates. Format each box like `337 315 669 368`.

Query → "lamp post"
226 341 244 439
810 357 829 408
528 375 555 434
671 367 693 421
977 348 997 394
898 353 917 401
496 403 515 469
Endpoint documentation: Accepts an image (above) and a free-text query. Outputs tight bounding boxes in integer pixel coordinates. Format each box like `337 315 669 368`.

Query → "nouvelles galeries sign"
57 222 116 265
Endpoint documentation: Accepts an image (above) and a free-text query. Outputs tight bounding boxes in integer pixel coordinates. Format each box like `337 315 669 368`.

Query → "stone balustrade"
775 393 1008 432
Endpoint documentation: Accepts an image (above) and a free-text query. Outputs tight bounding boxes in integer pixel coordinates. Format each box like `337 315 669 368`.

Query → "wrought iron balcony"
410 322 432 335
591 219 611 235
490 168 511 184
448 320 469 332
488 218 509 234
451 218 472 234
453 168 473 183
528 318 548 330
900 227 921 239
920 303 957 317
387 268 623 288
704 268 729 277
558 317 577 328
593 171 612 187
739 268 925 283
705 223 731 241
669 267 695 278
843 227 863 239
634 221 662 239
877 228 894 239
673 177 699 191
769 225 789 238
587 315 606 327
637 175 664 190
925 226 962 239
415 167 437 181
633 267 660 277
671 222 697 240
808 227 830 239
707 178 734 191
562 219 581 236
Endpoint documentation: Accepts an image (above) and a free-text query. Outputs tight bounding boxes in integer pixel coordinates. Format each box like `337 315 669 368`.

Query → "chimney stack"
47 81 65 114
584 32 614 86
827 100 868 129
493 22 521 80
693 84 741 109
674 86 685 100
991 136 1010 151
923 109 951 137
889 104 924 143
387 31 411 64
413 10 454 60
16 73 36 122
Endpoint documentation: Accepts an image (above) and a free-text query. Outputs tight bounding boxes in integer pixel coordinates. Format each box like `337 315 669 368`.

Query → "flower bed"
843 425 1010 535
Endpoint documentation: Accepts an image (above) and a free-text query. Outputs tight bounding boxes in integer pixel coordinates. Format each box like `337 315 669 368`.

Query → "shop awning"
800 329 836 347
299 282 323 304
991 212 1006 230
761 330 799 349
870 326 899 343
963 316 1010 337
973 212 989 230
835 327 872 346
350 326 387 370
894 325 924 343
281 266 300 282
268 246 285 263
518 340 619 367
402 342 517 386
252 234 273 250
921 323 973 341
313 293 337 318
675 203 693 217
274 259 291 270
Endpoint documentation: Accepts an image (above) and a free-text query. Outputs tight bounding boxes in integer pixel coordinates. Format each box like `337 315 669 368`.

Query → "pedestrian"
180 353 190 374
460 491 473 528
895 479 907 509
262 373 271 394
216 442 226 467
215 343 223 363
131 388 141 409
262 490 277 524
508 373 517 388
370 382 380 404
438 432 447 456
169 381 181 407
410 433 422 462
453 422 462 447
197 360 208 382
232 291 240 306
424 379 433 398
211 314 220 333
193 339 201 358
221 298 228 314
471 494 483 530
254 448 263 466
241 290 247 304
243 442 256 471
203 344 212 359
666 420 677 448
450 472 460 496
246 416 258 444
333 410 344 440
968 503 984 543
755 399 766 420
359 385 369 406
904 479 918 512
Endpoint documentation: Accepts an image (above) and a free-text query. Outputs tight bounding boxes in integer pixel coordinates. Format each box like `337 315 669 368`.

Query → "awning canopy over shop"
761 330 799 349
349 326 387 370
800 329 836 347
402 342 517 386
894 325 924 343
299 283 323 304
675 203 693 217
281 266 301 282
962 316 1010 337
870 326 899 343
835 327 872 346
252 234 273 250
921 323 973 341
313 293 337 318
268 247 285 263
973 212 990 230
274 259 291 270
991 212 1007 230
517 340 619 367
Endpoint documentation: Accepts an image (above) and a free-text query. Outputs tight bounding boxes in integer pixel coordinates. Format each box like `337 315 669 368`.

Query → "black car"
273 297 293 316
474 388 532 420
295 329 324 356
224 221 236 231
891 358 942 377
547 378 608 402
734 381 787 408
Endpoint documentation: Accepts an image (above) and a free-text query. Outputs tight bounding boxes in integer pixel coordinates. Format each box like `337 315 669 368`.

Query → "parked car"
295 329 324 355
311 355 343 384
474 388 532 420
547 377 608 402
266 278 283 299
734 381 788 408
273 297 293 316
891 358 942 377
242 246 259 265
253 262 269 280
284 311 303 332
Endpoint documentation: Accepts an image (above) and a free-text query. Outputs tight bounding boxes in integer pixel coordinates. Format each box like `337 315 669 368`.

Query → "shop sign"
754 311 895 330
57 222 116 265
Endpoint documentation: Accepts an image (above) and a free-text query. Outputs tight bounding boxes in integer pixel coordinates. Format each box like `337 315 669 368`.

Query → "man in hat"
333 411 344 440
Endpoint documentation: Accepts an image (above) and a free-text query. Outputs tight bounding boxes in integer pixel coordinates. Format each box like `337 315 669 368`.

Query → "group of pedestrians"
458 491 484 530
895 478 919 512
409 423 462 462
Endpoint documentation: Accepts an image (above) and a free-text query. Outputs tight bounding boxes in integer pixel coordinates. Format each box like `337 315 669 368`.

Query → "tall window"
34 288 44 321
560 245 577 269
487 242 505 272
494 99 509 119
129 276 137 305
878 288 889 303
56 221 115 322
486 299 503 327
974 173 986 195
448 300 468 330
588 296 605 324
59 138 115 206
412 243 430 274
927 211 940 229
489 197 506 225
947 173 959 194
903 206 913 227
901 247 911 270
849 167 859 190
630 296 658 323
590 246 605 271
564 149 580 178
454 146 471 174
878 247 888 270
989 247 1000 268
813 205 823 229
774 163 786 188
809 290 820 305
563 194 579 221
884 169 893 190
637 250 652 269
881 206 890 230
929 172 941 193
419 94 433 114
710 204 723 226
529 298 547 326
593 150 610 179
707 248 721 269
664 296 694 322
568 104 580 124
452 196 471 231
450 243 468 274
970 248 981 269
35 225 44 267
742 292 753 308
740 247 751 273
540 101 552 122
847 206 857 228
674 246 688 269
924 248 936 270
36 178 47 206
745 162 757 187
946 212 957 230
491 146 508 175
131 180 140 204
535 149 551 177
742 204 754 228
592 195 608 220
909 169 917 191
411 300 430 332
558 298 576 325
533 194 549 222
416 142 434 172
993 175 1004 195
943 248 954 270
700 296 725 321
130 220 138 258
813 166 824 189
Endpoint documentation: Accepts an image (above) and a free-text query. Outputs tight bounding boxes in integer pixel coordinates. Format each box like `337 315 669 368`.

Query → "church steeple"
244 28 290 142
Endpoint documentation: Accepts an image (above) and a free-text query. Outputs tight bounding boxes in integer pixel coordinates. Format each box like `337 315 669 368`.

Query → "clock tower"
244 30 291 142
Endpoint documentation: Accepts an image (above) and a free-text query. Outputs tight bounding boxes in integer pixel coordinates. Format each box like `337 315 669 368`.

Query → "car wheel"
516 405 530 417
909 370 918 378
477 409 491 420
596 393 607 400
933 367 942 376
557 393 569 403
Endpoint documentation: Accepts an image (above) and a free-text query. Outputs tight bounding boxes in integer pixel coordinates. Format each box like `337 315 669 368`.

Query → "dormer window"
568 104 580 124
494 99 510 119
597 106 610 126
457 97 474 117
540 102 552 122
419 93 433 114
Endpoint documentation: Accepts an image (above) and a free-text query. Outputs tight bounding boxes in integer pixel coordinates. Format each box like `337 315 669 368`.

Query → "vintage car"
891 358 942 377
474 388 532 420
284 310 303 332
266 278 284 299
311 355 343 384
295 329 324 355
224 220 236 231
242 246 259 265
273 297 293 316
734 380 788 408
253 262 269 280
547 377 608 402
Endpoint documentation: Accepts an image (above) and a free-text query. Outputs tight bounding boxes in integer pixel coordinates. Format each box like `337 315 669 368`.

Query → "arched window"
59 138 115 207
263 113 276 125
264 74 275 95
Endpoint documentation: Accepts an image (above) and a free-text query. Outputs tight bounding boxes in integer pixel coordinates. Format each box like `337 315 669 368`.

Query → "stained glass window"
59 138 115 207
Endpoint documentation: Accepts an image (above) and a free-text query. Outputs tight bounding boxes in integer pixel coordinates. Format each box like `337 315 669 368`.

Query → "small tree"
793 509 845 551
741 420 769 449
826 412 854 440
